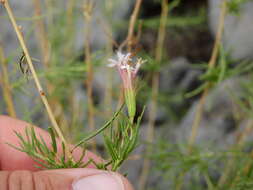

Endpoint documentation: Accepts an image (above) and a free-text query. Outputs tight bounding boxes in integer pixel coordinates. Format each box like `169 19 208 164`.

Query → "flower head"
108 51 145 121
108 51 144 90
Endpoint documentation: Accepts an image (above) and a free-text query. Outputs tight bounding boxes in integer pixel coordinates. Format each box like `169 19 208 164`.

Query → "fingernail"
72 173 124 190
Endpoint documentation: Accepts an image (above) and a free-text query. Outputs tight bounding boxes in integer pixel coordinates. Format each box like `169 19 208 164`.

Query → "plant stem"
218 119 253 188
176 1 227 189
230 148 253 188
83 0 96 152
138 1 169 189
65 0 76 57
72 104 123 150
32 0 50 68
127 0 142 52
32 0 71 140
104 0 114 117
0 45 16 117
188 0 227 153
119 0 143 51
1 0 71 160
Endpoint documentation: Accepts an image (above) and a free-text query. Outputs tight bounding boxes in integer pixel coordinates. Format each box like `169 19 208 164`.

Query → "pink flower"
108 51 145 120
108 51 143 90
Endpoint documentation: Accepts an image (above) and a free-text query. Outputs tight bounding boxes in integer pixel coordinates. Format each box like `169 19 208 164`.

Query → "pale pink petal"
120 65 128 69
108 51 145 89
107 59 118 67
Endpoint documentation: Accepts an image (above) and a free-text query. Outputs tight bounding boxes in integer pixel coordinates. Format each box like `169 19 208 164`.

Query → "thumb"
0 168 133 190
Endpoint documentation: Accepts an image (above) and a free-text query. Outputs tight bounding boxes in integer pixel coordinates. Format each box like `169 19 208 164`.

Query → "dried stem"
103 0 114 116
0 45 16 117
1 0 71 159
83 0 96 151
176 1 227 189
32 0 50 68
218 119 253 187
187 87 210 150
98 18 119 49
45 0 53 28
32 0 70 140
188 0 227 152
64 0 76 57
230 147 253 188
138 0 169 189
119 0 143 51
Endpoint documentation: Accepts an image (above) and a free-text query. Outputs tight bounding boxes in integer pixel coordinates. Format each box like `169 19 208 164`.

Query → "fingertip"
122 176 134 190
46 168 134 190
113 173 134 190
0 115 37 170
0 115 101 170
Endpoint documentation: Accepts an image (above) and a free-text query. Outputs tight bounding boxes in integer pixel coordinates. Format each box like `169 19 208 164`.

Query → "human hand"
0 115 133 190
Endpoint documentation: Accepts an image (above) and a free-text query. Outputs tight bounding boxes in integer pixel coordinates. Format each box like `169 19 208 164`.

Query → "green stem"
72 105 124 151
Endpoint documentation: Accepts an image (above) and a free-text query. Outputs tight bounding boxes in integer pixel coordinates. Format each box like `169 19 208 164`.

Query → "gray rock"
144 57 201 124
160 57 201 92
176 77 249 147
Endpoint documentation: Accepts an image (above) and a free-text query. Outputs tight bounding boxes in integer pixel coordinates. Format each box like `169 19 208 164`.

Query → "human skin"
0 115 133 190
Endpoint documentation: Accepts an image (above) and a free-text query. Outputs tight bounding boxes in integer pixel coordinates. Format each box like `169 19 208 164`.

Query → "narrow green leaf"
73 104 124 150
48 127 57 153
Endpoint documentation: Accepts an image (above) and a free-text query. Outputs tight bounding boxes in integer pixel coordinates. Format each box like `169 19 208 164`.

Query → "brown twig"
119 0 143 51
230 149 253 188
217 119 253 187
33 0 71 140
138 0 169 189
97 18 119 49
102 0 114 117
83 0 96 151
32 0 50 68
176 1 227 189
64 0 76 58
188 0 227 152
1 0 71 159
33 0 69 140
0 45 16 117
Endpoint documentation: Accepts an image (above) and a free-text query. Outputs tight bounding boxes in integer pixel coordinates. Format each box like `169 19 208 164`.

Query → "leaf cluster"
185 46 253 98
8 127 89 169
9 105 144 172
151 140 251 189
227 0 252 15
103 109 144 171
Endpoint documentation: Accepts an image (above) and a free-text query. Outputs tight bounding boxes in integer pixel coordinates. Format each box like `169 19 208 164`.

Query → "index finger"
0 115 102 171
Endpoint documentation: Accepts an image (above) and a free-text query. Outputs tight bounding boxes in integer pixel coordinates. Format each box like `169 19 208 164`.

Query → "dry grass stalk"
119 0 143 51
64 0 76 57
32 0 71 140
225 119 253 188
102 0 114 117
188 0 227 151
0 45 16 117
1 0 72 159
138 0 169 189
217 119 253 187
32 0 50 68
176 1 227 189
83 0 96 151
